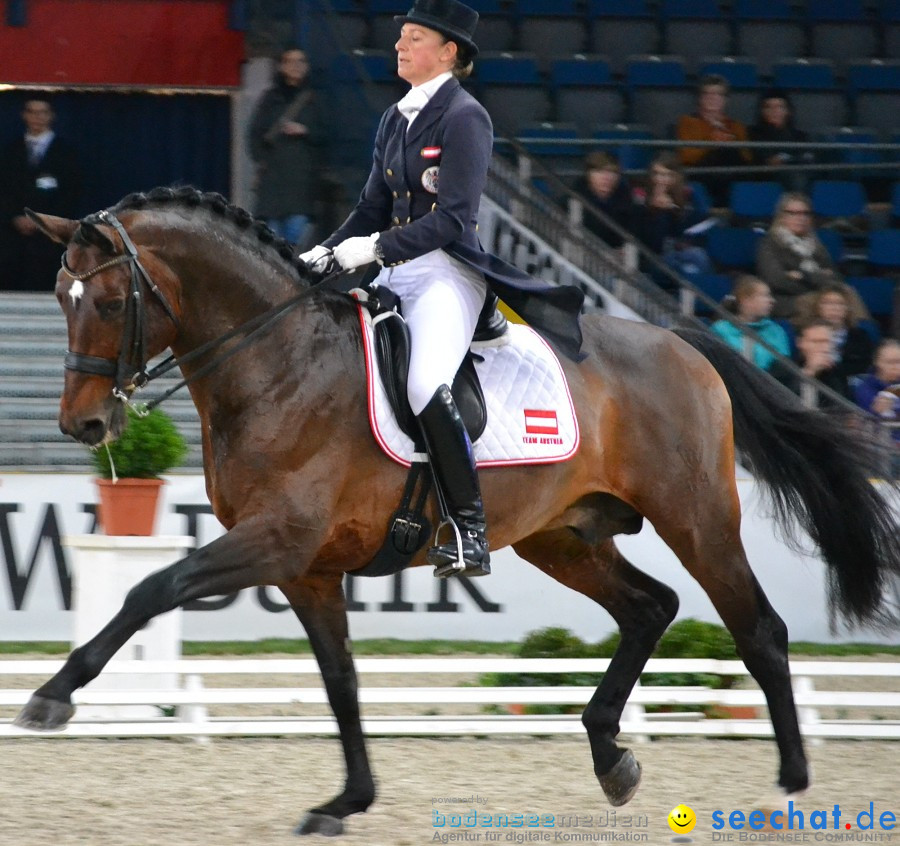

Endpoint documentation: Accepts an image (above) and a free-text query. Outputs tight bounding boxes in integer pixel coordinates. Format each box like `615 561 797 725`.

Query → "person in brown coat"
675 74 751 205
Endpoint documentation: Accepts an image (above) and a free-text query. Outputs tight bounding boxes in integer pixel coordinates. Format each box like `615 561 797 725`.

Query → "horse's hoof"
13 694 75 731
598 749 642 807
294 812 344 837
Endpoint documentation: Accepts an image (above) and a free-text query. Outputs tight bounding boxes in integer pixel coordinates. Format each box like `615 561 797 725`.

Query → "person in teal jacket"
711 275 790 372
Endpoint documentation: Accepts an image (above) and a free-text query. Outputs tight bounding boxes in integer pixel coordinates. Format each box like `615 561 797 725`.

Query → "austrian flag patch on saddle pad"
355 296 579 468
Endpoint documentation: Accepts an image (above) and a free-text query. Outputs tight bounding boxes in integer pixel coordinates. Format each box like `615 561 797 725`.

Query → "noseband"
61 210 180 402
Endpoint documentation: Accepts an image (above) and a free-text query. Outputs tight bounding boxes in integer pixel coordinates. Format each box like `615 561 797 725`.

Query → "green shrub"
91 405 187 479
478 620 739 715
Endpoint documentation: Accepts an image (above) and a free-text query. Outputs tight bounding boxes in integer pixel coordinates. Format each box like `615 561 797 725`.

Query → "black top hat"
395 0 479 59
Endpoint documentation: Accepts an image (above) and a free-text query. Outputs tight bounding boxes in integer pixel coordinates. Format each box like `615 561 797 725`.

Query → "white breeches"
374 249 488 415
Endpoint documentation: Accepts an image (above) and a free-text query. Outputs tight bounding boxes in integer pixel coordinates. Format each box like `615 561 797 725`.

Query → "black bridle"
62 210 180 402
61 210 335 412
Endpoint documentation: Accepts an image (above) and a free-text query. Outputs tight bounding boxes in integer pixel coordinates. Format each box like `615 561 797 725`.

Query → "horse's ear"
76 220 117 255
24 210 79 245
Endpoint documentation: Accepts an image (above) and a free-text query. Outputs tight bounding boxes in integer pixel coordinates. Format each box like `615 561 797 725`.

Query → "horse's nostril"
80 419 107 447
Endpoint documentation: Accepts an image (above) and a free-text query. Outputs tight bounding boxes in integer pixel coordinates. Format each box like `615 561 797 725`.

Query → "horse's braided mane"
82 186 312 283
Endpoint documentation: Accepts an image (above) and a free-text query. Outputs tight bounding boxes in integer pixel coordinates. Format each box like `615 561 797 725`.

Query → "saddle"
369 286 508 443
354 286 508 578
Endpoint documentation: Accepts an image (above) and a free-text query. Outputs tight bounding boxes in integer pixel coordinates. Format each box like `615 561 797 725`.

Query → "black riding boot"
417 384 491 578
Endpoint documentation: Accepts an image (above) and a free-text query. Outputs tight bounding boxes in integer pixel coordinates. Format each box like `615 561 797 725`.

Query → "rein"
62 210 331 412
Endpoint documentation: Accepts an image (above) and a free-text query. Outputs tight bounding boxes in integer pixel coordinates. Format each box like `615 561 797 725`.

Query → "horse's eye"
97 299 125 319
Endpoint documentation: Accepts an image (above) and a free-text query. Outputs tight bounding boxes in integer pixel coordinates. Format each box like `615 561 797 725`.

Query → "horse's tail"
672 326 900 631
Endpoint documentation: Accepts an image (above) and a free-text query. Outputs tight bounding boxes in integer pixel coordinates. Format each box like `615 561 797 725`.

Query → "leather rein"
60 209 324 413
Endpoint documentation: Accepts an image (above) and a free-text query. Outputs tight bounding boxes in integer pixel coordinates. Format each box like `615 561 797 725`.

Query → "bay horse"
17 187 900 836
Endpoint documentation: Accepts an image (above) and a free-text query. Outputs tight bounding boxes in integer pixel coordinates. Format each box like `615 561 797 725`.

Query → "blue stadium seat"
588 0 659 73
660 0 721 16
629 86 695 138
848 276 895 318
691 272 733 314
660 0 731 72
734 0 793 18
808 0 876 66
688 181 713 216
734 3 804 75
625 55 687 87
810 180 868 219
518 1 587 68
475 54 550 133
551 56 613 87
772 61 847 128
589 0 653 16
855 92 900 136
477 54 541 84
847 61 900 92
807 0 866 21
817 126 882 167
461 0 515 51
706 227 764 272
517 0 582 16
868 231 900 272
729 182 783 221
697 58 759 90
592 124 655 171
891 183 900 222
517 123 582 166
772 59 836 89
884 1 900 62
333 50 396 83
816 228 845 264
551 57 624 134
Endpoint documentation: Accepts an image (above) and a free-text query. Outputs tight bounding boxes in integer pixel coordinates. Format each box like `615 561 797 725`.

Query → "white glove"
297 244 333 274
333 234 380 272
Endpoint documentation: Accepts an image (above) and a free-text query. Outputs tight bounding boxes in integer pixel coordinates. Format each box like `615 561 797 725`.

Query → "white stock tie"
396 87 430 126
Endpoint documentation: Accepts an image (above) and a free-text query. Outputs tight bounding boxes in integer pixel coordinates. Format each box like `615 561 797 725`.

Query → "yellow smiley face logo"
668 804 697 834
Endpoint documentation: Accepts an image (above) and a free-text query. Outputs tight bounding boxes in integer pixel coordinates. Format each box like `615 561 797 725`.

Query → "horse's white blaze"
69 279 84 304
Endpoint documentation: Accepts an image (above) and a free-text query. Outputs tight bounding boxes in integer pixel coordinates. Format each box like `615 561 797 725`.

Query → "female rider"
300 0 584 578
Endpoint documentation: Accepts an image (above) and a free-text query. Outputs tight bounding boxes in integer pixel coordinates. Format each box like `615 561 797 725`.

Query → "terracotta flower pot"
95 478 165 536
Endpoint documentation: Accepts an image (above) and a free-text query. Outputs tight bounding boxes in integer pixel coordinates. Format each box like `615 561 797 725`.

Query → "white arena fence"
0 658 897 740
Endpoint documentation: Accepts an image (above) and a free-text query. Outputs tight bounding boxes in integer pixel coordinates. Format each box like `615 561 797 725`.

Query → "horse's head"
28 209 181 446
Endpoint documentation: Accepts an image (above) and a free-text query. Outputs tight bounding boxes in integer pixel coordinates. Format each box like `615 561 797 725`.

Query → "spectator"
794 283 875 379
0 95 81 291
248 46 322 249
747 89 813 191
575 151 634 249
756 192 840 318
770 319 851 406
711 275 790 372
632 152 711 279
853 339 900 441
675 75 751 206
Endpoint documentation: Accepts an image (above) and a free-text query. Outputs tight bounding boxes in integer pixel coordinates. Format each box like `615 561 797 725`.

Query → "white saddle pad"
353 291 580 468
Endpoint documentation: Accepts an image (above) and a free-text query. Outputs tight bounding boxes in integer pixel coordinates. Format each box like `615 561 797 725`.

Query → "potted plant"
91 405 188 536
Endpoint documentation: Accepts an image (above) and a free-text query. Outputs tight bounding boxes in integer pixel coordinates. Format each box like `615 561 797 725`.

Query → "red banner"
0 0 243 87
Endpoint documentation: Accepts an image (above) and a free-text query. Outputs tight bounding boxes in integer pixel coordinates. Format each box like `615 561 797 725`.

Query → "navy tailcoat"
322 77 585 361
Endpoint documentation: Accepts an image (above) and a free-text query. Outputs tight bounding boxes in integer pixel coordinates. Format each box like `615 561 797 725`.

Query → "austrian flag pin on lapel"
421 146 441 158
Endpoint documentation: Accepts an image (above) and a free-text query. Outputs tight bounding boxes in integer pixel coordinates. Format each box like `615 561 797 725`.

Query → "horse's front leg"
15 517 292 730
279 574 376 836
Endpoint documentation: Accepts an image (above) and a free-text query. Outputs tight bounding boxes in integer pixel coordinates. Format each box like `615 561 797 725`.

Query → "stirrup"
427 517 491 578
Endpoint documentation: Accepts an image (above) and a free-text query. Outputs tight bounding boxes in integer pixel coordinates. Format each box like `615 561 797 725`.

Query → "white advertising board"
0 473 894 645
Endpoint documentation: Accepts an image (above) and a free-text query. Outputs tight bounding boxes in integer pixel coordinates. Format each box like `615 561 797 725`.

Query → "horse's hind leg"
278 574 375 837
513 529 679 806
15 518 286 730
654 505 809 795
